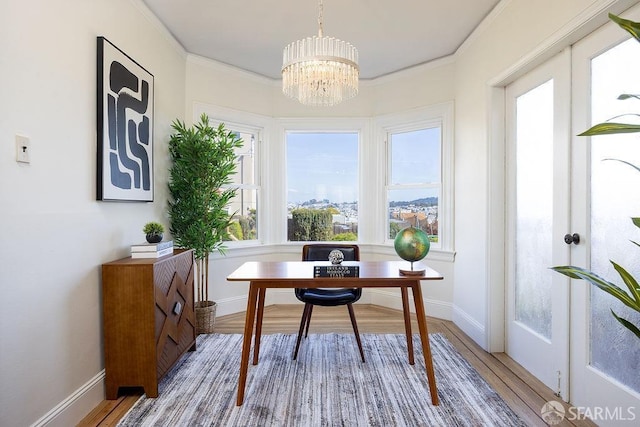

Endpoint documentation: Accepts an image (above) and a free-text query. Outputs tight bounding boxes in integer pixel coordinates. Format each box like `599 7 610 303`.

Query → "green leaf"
618 94 640 100
610 261 640 304
609 13 640 43
551 265 639 310
578 122 640 136
611 309 640 340
632 218 640 229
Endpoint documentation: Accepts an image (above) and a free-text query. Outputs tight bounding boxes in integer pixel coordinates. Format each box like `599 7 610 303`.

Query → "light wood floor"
79 304 595 427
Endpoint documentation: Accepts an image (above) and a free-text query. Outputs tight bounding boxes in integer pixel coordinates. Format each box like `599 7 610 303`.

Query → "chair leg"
304 305 314 338
347 303 365 363
293 303 312 360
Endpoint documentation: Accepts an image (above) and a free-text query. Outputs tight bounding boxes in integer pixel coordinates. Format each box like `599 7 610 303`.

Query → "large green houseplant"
552 14 640 340
168 113 243 334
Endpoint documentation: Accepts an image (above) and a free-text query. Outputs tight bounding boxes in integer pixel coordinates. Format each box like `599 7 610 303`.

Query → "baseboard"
31 371 105 427
452 305 487 350
369 289 452 320
214 294 253 317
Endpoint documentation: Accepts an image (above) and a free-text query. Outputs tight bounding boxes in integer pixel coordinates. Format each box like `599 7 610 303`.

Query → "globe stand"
399 261 426 276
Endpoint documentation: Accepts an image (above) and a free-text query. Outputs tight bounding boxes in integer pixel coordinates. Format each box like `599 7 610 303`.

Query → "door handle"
564 233 580 245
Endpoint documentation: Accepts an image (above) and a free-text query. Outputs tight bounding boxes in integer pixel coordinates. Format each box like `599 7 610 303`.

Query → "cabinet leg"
145 383 159 398
105 382 119 400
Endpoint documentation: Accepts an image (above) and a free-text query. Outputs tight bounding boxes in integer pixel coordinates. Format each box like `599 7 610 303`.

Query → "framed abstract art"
97 36 154 201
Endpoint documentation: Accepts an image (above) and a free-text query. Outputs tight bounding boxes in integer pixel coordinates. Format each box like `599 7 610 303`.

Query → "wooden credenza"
102 248 196 399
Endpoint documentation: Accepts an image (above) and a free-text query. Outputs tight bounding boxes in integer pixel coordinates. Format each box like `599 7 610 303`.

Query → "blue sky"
286 129 441 204
287 132 359 203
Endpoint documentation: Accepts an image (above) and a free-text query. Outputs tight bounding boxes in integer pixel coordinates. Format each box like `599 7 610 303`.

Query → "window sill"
209 242 456 263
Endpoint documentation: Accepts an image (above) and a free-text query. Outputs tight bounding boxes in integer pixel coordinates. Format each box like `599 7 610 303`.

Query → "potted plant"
168 113 243 334
143 221 165 243
552 14 640 340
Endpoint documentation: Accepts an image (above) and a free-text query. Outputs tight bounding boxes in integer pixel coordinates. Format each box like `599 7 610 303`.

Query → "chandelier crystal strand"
282 0 359 107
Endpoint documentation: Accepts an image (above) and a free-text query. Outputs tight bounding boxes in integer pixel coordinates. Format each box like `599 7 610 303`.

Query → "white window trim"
192 103 271 246
190 102 453 256
275 117 372 244
374 102 454 253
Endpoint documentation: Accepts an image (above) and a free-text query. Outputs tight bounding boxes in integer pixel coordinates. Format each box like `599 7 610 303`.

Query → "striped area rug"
118 333 525 426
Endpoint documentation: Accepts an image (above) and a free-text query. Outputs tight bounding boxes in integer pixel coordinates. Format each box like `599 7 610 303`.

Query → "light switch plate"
16 135 30 163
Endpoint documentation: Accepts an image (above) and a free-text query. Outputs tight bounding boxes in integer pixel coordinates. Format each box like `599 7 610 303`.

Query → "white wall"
0 1 186 426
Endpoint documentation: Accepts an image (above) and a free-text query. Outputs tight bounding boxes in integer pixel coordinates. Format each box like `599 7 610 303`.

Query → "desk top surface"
226 261 443 283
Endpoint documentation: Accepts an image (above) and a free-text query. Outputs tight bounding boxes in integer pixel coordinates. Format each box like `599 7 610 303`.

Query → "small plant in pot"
143 221 164 243
168 113 243 334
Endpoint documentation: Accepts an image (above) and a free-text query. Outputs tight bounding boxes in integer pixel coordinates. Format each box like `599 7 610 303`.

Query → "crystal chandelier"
282 0 359 107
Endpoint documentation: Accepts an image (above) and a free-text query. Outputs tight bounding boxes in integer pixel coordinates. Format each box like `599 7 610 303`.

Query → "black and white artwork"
97 37 154 201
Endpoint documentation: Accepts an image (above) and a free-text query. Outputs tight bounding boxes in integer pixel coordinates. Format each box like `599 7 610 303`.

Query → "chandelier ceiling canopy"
281 0 359 107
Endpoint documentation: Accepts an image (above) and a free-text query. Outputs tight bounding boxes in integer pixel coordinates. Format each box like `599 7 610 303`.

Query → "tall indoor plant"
552 14 640 340
168 113 243 334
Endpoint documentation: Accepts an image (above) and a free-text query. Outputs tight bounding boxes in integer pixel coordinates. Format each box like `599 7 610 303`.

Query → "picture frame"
97 36 154 201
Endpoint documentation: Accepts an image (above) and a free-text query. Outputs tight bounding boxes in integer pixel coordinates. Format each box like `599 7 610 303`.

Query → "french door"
570 9 640 420
505 49 571 399
506 6 640 421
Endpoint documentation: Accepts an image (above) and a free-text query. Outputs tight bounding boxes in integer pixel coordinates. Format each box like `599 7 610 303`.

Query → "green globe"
394 227 430 262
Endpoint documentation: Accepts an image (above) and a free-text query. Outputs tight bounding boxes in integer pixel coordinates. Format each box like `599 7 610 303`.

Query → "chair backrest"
302 244 360 262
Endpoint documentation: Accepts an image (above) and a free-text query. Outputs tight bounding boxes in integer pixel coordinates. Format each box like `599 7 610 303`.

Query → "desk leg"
411 281 439 405
401 286 415 365
237 283 259 406
253 288 266 365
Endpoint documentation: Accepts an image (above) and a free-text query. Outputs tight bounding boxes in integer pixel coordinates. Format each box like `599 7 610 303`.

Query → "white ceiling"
143 0 501 80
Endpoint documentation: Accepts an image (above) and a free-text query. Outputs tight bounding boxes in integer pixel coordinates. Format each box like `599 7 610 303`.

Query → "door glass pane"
590 38 640 392
515 80 554 339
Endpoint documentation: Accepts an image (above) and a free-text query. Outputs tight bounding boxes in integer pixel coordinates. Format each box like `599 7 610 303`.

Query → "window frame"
191 103 452 255
375 102 454 253
285 130 360 242
193 103 268 247
277 118 370 244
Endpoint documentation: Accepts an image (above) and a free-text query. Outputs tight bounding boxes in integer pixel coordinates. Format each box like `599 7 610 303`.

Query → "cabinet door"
154 250 196 378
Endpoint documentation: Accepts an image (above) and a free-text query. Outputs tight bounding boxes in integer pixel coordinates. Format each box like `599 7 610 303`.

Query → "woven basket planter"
195 300 217 334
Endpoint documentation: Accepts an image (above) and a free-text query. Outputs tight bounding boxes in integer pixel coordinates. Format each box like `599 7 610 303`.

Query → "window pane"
391 128 441 184
589 38 640 392
388 188 439 242
514 79 554 339
229 131 255 187
388 126 441 245
287 132 359 241
227 188 257 241
221 128 258 242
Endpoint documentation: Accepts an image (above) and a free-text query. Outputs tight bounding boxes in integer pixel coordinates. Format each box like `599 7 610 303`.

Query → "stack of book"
130 240 174 258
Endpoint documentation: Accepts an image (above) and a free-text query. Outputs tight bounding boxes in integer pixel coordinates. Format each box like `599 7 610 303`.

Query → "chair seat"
295 288 362 306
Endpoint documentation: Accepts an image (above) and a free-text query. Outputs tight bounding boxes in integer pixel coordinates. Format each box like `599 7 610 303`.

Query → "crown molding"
186 54 279 86
128 0 187 59
455 0 513 58
363 55 456 86
488 0 637 86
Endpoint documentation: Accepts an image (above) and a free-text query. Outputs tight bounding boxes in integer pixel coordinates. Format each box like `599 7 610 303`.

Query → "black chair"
293 244 365 362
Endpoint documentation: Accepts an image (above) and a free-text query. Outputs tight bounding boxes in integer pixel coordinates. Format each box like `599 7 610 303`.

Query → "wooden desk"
227 260 444 406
